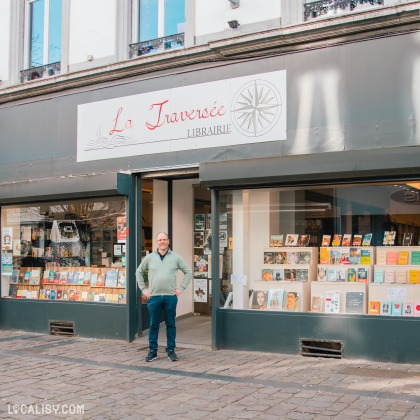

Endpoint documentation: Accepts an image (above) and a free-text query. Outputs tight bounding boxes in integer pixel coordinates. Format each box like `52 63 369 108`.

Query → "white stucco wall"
195 0 281 37
68 0 116 65
0 0 11 84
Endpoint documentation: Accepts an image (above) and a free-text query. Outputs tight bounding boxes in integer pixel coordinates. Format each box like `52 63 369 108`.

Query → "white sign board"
77 70 286 162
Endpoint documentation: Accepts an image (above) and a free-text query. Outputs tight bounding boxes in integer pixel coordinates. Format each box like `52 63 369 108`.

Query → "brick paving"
0 329 419 419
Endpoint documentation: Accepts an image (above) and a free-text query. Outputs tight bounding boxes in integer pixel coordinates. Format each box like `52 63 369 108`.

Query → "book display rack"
255 246 318 312
7 266 126 303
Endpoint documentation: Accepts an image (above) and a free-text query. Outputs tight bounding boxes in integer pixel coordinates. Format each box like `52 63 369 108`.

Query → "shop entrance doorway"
138 173 212 345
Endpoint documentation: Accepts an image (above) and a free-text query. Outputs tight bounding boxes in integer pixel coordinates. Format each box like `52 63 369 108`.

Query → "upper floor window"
136 0 185 42
26 0 62 68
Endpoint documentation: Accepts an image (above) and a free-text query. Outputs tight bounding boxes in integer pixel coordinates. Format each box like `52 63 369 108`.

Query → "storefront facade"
1 29 420 362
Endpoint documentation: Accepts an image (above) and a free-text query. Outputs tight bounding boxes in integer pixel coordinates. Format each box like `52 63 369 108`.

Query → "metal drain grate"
49 321 75 337
339 366 420 379
300 338 343 359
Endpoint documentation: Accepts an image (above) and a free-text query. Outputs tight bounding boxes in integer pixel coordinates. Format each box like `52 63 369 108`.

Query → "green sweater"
136 249 192 296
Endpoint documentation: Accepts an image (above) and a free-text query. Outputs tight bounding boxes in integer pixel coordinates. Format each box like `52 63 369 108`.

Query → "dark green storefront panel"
0 299 126 340
219 309 420 363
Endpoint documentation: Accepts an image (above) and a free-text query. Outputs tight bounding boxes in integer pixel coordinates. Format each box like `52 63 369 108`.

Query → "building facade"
1 0 420 362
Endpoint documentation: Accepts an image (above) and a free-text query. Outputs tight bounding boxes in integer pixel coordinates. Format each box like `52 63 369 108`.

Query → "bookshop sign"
77 70 287 162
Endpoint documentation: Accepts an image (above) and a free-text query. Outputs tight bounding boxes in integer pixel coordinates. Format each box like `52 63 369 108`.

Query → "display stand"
312 246 375 314
256 246 318 311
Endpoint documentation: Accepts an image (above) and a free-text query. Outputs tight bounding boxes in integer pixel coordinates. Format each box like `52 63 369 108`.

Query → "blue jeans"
147 295 177 353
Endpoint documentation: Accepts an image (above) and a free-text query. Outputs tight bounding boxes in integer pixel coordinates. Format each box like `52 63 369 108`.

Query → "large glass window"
137 0 184 42
27 0 62 67
219 181 420 316
1 197 126 303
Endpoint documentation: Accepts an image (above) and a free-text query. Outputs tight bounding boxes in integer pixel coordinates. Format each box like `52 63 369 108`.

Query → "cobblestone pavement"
0 329 420 419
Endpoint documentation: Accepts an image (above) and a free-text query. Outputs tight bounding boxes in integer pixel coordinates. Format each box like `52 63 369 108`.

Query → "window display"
1 197 126 303
219 182 420 316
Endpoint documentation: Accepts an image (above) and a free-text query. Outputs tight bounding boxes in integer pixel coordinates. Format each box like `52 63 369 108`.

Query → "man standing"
136 232 192 362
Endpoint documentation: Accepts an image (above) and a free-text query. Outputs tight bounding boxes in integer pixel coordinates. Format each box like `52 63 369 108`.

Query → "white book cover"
325 291 341 313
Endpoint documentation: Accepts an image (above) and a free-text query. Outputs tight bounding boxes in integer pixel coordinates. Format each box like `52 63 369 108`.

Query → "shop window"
219 182 420 317
1 197 126 304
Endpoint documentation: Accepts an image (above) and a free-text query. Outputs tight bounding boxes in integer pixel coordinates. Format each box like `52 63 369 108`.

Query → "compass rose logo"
231 79 282 137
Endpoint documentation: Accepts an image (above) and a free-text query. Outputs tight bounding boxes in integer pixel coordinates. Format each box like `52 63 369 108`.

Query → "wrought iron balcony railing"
129 33 184 59
304 0 384 21
20 62 61 83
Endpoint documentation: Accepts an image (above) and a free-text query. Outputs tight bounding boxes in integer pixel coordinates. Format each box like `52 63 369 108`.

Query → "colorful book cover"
411 251 420 265
272 268 284 281
339 249 350 265
324 291 340 313
327 268 336 282
362 233 373 246
321 235 331 246
78 272 85 285
275 252 287 264
63 291 69 300
369 301 380 315
409 270 420 284
395 270 407 284
38 289 45 300
298 252 311 264
96 274 104 286
383 231 396 246
287 252 299 265
73 271 79 283
41 270 49 284
105 269 119 287
119 294 126 304
267 288 284 310
320 248 330 264
374 269 384 283
81 291 88 301
112 294 119 304
317 267 327 282
48 270 55 282
53 272 60 284
75 291 81 301
414 303 420 317
44 289 51 299
352 235 363 246
251 290 268 310
336 268 346 282
398 251 409 265
345 292 364 314
90 273 98 286
24 271 31 283
94 294 101 302
349 248 361 265
384 269 395 283
284 269 297 281
194 255 208 278
360 250 371 265
50 290 56 300
261 269 273 281
296 269 308 282
269 234 283 247
357 267 368 282
66 274 73 284
69 290 75 300
380 300 391 315
117 271 126 287
87 292 95 302
341 234 352 247
264 251 275 264
391 302 403 316
347 268 356 282
282 291 300 311
387 251 398 265
330 249 340 264
56 290 62 300
376 248 387 265
83 272 91 285
403 301 414 317
331 234 342 246
297 234 310 247
284 234 299 246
